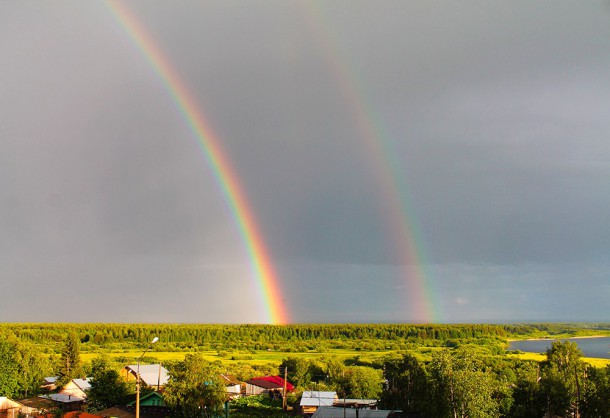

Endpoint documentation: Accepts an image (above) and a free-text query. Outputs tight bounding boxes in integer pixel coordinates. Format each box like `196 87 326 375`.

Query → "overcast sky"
2 1 610 324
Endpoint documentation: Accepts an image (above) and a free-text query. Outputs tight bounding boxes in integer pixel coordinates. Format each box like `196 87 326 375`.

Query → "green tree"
163 353 227 418
507 361 545 418
380 354 428 413
540 341 586 418
582 364 610 418
86 356 129 412
57 332 82 385
0 337 20 397
337 366 383 399
429 348 500 418
279 357 311 388
0 334 51 398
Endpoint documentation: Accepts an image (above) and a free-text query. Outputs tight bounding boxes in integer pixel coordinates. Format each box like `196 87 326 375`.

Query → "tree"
0 333 51 398
163 353 227 418
582 364 610 418
336 366 383 399
380 354 429 413
540 341 585 418
507 361 545 418
86 356 129 412
57 332 82 385
279 357 311 388
0 337 20 397
429 348 500 418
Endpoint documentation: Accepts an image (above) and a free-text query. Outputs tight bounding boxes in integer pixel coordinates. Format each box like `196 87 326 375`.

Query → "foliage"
380 353 428 413
0 333 51 398
163 353 227 418
229 395 286 417
57 331 82 386
539 341 586 417
429 348 500 418
86 355 129 412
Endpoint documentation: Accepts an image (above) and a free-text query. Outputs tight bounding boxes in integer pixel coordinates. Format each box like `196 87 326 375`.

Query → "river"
508 336 610 359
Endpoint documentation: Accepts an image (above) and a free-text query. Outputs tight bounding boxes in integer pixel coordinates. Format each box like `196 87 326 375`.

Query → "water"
508 337 610 359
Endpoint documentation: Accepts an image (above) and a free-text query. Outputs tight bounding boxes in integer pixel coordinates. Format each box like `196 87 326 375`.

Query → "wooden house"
59 378 91 399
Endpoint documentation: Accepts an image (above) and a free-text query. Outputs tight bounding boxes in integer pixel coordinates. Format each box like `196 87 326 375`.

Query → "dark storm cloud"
1 1 610 322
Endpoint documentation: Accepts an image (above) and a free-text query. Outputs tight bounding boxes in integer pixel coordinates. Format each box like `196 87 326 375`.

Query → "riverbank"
507 334 610 342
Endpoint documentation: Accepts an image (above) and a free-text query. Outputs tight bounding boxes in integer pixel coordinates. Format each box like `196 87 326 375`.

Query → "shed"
300 391 338 415
219 374 242 397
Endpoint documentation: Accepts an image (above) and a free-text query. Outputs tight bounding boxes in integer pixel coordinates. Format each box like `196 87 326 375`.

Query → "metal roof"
302 391 337 399
41 393 85 404
72 378 91 391
300 397 336 407
125 364 169 387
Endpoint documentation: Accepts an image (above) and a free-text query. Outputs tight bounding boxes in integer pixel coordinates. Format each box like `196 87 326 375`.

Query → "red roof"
247 375 294 392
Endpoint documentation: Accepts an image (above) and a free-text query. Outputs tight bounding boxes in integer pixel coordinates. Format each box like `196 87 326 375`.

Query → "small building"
123 364 169 390
60 378 91 399
0 397 23 418
334 399 378 409
41 376 59 391
219 374 242 398
245 376 294 396
16 397 55 416
300 391 338 415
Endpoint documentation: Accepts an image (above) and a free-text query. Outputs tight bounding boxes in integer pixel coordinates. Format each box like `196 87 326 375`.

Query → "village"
0 363 410 418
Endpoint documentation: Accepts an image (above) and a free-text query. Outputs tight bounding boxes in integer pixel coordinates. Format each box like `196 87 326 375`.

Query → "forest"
1 322 609 417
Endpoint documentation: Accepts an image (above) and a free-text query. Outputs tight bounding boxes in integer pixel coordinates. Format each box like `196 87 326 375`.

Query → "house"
0 397 23 418
300 391 338 415
123 364 169 390
218 374 242 398
59 378 91 399
15 397 55 416
245 376 294 396
311 406 403 418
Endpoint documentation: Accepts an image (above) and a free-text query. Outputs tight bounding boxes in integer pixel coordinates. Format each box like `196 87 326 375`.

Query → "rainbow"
302 2 441 323
106 1 289 324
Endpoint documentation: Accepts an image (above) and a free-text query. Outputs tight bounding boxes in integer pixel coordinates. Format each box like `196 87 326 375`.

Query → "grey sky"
1 1 609 323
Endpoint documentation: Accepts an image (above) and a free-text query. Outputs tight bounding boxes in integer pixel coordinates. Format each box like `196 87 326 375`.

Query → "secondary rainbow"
302 2 441 323
106 1 289 324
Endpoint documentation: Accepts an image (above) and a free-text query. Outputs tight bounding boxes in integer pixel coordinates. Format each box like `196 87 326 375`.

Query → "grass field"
82 346 610 369
80 348 401 365
507 352 610 367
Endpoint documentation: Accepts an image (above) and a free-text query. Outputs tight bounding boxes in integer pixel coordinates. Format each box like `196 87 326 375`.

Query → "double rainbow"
106 1 289 324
